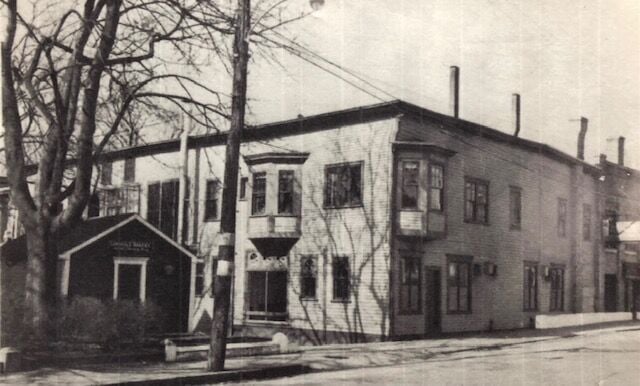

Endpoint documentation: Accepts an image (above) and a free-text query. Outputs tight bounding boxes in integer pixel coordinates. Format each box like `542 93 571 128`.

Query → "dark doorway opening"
425 267 441 335
118 264 141 301
604 274 617 312
247 271 287 321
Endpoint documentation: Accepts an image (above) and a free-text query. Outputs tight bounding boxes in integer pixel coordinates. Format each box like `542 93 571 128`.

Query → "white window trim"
113 257 149 302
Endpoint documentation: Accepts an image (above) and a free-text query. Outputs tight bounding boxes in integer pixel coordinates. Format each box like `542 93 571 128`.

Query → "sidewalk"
2 321 639 385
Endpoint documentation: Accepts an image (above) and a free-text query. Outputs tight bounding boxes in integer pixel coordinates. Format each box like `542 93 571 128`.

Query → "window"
239 177 248 200
464 178 489 224
251 172 266 215
99 185 141 216
204 179 219 221
278 170 295 214
324 162 362 208
400 257 421 314
583 204 592 241
523 263 538 311
124 158 135 183
248 271 287 321
447 257 471 313
549 266 564 311
557 198 567 237
509 186 522 230
401 161 419 209
195 262 206 296
332 256 350 301
101 162 113 186
147 179 179 239
300 256 317 299
429 164 444 211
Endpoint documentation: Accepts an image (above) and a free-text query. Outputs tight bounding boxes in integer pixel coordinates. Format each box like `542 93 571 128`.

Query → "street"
225 327 640 385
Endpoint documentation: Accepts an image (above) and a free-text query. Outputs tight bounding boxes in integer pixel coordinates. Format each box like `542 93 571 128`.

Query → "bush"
55 296 163 349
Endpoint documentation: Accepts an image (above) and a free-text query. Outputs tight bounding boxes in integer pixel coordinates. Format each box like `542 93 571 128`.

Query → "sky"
1 0 639 169
245 0 640 168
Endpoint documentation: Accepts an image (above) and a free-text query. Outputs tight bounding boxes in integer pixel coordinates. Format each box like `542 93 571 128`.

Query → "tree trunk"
23 221 57 346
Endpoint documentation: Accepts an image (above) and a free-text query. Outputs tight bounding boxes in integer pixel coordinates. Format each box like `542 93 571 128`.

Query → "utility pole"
208 0 250 371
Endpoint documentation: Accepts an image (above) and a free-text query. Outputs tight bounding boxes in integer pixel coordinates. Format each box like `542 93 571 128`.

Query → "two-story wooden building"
2 95 635 344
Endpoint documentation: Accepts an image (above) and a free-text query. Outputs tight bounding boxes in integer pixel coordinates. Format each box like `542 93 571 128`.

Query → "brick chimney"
577 117 588 160
450 66 460 118
618 136 625 166
512 94 521 137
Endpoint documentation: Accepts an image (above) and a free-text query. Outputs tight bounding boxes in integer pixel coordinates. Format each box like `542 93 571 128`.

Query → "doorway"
424 267 441 335
604 274 617 312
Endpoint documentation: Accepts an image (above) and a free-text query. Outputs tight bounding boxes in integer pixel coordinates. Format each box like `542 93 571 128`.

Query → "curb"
104 364 312 386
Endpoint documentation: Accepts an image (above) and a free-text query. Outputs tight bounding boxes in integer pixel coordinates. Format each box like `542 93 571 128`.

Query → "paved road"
227 327 640 385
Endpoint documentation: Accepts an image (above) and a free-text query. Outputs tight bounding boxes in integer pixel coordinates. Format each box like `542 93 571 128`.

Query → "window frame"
464 177 489 224
523 262 539 311
324 161 364 209
549 265 565 312
400 160 420 210
299 255 317 300
332 255 351 302
124 157 136 183
399 256 422 314
557 198 567 237
446 255 472 314
251 172 267 216
509 185 522 230
428 163 445 212
204 179 219 222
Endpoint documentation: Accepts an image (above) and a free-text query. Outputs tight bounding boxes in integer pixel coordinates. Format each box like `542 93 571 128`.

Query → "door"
424 267 441 335
604 274 617 312
118 264 141 301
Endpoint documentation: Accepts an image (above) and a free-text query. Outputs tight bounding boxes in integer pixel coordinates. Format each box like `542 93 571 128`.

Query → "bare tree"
1 0 310 346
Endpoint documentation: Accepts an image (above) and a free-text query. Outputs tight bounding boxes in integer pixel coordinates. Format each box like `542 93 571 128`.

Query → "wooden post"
208 0 250 371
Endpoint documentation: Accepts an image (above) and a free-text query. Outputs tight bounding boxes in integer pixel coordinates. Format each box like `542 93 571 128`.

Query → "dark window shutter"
147 182 161 228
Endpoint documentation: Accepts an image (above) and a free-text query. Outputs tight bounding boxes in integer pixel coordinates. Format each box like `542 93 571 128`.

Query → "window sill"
243 319 290 326
323 204 364 210
300 297 318 302
331 299 351 304
399 208 421 212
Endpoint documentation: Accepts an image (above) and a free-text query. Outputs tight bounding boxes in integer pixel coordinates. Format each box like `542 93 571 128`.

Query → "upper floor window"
429 164 444 211
101 162 113 186
332 256 350 302
447 256 471 313
251 172 266 215
401 161 419 209
148 179 179 239
124 158 136 183
400 257 421 314
99 185 140 216
324 162 362 209
557 198 567 237
509 186 522 230
464 178 489 224
583 203 592 241
300 255 317 300
204 179 219 221
278 170 295 214
523 262 538 311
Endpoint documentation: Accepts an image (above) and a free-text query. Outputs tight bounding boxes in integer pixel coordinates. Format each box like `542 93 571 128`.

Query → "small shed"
1 214 198 341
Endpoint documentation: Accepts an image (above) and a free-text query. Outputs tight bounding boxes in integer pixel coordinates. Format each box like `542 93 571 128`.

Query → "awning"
617 221 640 242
